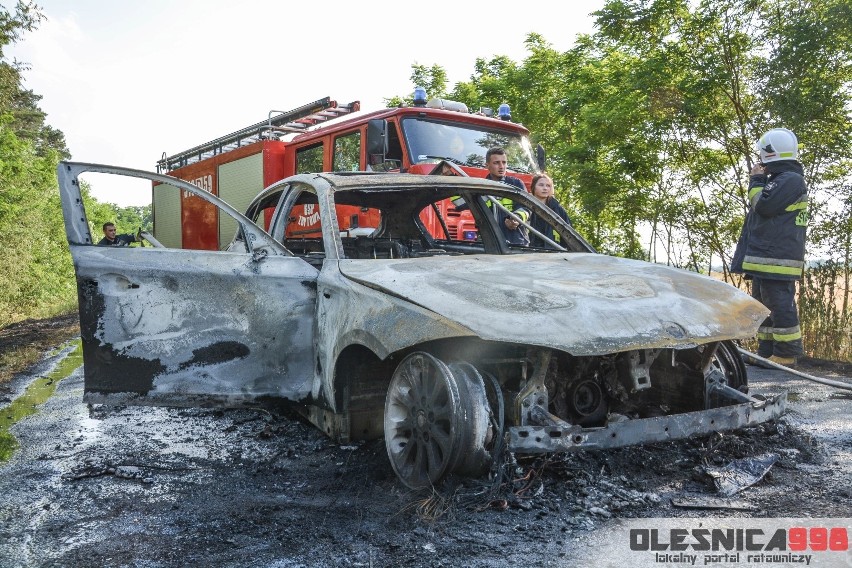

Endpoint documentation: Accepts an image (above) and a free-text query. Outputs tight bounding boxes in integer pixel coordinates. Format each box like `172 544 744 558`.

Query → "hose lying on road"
737 347 852 392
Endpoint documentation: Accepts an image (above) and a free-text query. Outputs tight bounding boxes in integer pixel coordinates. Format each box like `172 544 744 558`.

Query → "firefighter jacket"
731 160 808 280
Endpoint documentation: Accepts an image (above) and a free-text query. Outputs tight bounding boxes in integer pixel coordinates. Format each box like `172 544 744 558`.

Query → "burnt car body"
58 162 786 488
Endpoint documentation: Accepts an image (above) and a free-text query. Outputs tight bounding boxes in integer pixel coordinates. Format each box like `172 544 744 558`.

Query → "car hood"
338 253 768 356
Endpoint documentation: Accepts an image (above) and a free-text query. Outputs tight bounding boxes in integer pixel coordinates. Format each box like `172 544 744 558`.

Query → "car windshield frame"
313 177 594 258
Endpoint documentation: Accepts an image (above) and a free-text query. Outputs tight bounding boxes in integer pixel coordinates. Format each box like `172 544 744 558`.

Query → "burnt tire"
445 362 492 477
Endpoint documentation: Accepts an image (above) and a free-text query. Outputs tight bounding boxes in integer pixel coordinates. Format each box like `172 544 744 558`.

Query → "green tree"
0 117 74 325
438 0 850 273
1 1 68 158
384 64 449 107
389 0 851 358
0 2 74 325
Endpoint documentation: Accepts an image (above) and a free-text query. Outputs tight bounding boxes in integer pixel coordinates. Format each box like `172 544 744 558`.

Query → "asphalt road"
0 344 850 567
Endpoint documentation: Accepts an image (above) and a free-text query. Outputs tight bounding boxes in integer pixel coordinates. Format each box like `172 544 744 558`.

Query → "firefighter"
484 147 530 246
731 128 808 365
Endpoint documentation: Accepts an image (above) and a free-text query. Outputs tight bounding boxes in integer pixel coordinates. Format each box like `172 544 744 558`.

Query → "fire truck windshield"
401 118 539 174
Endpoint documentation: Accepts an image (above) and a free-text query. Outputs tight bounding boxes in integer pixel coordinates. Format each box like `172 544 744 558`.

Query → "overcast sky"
9 0 605 206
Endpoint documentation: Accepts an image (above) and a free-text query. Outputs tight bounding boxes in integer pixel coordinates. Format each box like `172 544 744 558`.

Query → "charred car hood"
338 253 768 356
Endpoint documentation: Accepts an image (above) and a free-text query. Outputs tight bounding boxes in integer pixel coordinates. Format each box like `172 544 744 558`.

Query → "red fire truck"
153 94 543 249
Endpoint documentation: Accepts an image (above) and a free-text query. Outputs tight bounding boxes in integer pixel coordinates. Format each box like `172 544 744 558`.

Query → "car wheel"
384 352 490 489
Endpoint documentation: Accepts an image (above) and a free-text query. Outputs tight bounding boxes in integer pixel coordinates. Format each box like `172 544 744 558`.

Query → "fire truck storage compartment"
153 142 286 250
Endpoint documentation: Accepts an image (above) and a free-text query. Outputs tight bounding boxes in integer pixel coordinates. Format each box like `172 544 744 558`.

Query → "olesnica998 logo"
629 525 849 565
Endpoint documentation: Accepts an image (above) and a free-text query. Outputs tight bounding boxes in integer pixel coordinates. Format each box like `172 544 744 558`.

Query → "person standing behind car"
484 147 530 246
527 173 571 248
97 222 141 246
731 128 808 365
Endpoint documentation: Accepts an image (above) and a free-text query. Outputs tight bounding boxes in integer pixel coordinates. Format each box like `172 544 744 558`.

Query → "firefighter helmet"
756 128 799 163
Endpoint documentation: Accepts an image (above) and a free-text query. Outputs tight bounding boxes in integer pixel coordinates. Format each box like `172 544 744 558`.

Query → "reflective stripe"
773 329 802 342
757 325 774 341
748 186 763 200
779 151 795 158
763 325 802 342
743 255 804 269
488 197 518 209
742 262 803 276
785 201 808 212
773 325 801 335
742 254 804 276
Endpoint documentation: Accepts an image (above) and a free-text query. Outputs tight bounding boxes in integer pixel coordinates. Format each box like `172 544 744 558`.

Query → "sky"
8 0 606 206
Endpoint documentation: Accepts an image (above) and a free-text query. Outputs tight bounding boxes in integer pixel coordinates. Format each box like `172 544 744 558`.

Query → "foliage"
0 116 74 325
0 116 148 325
0 1 144 326
799 260 851 361
390 0 851 359
384 64 449 108
1 2 68 158
438 0 850 263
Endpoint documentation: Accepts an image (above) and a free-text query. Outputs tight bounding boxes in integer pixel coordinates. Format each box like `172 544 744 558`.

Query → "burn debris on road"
697 452 779 496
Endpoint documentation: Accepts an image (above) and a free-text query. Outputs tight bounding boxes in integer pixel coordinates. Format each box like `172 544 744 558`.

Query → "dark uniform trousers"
751 277 804 358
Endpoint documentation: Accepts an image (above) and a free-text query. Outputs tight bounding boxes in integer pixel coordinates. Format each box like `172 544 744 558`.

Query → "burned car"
58 162 786 489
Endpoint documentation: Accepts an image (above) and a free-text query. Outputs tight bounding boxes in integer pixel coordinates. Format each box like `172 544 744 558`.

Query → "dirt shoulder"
0 312 79 388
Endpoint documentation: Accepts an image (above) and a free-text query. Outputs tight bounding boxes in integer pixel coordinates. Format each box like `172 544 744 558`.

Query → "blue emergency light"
413 87 428 107
463 230 478 241
498 103 511 121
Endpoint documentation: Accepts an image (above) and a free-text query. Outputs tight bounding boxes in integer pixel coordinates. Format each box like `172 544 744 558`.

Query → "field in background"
712 267 851 362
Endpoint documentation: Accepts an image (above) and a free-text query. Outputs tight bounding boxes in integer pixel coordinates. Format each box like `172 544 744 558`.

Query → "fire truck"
153 94 543 249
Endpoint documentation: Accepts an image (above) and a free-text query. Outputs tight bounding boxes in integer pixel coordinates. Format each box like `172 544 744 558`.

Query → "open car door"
57 162 317 407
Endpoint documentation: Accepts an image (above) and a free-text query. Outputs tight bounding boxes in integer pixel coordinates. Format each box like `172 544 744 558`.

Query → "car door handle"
84 278 139 289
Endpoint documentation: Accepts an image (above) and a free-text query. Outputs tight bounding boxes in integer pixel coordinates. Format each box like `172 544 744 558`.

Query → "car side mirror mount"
536 144 546 172
367 119 388 167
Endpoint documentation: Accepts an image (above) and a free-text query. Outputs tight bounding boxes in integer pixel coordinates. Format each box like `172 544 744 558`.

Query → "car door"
58 162 318 407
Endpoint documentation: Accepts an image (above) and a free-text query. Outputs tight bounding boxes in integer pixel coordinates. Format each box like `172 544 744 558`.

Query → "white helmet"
756 128 799 163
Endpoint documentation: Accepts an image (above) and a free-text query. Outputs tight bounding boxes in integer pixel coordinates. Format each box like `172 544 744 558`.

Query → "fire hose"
736 347 852 392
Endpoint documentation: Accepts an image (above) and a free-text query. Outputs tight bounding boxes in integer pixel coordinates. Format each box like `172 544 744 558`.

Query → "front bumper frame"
508 393 787 453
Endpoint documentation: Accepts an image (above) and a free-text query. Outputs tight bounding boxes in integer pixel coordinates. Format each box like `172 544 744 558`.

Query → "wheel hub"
416 409 428 430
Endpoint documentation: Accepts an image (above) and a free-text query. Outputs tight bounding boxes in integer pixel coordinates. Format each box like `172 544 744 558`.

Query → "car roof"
245 171 528 213
292 171 522 193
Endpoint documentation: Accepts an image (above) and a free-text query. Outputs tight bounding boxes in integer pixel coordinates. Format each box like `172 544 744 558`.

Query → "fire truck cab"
153 95 543 250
